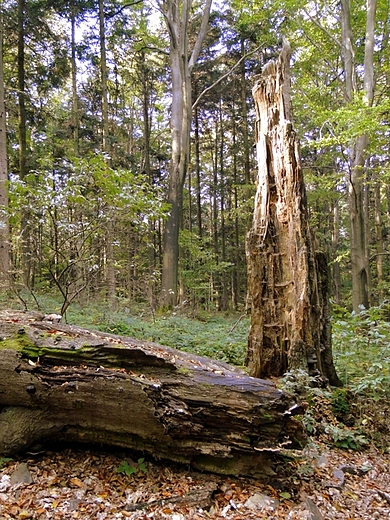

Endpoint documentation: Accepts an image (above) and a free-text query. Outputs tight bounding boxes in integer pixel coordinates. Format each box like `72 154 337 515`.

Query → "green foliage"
117 458 147 477
332 305 390 396
279 369 319 394
330 389 350 415
324 424 368 450
279 365 370 451
101 312 248 366
0 457 12 470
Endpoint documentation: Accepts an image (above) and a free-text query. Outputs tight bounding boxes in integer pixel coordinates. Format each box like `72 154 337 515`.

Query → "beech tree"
0 2 10 291
159 0 213 308
341 0 377 312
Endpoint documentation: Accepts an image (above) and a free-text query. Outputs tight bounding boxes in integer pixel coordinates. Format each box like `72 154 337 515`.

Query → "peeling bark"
0 311 305 477
246 42 341 386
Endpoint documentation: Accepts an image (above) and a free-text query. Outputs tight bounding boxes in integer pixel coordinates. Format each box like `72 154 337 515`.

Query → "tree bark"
160 0 212 308
246 42 341 386
0 6 10 292
342 0 377 312
332 201 342 305
374 179 384 298
194 100 202 238
0 310 305 477
240 39 251 185
98 0 116 307
18 0 31 287
71 0 79 157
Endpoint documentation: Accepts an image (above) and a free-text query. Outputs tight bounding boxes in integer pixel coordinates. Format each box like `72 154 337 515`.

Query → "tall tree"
71 0 79 156
159 0 212 308
17 0 31 286
0 0 10 291
98 0 117 305
342 0 377 311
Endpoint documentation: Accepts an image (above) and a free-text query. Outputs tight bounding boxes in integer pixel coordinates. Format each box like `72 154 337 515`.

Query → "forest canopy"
0 0 389 315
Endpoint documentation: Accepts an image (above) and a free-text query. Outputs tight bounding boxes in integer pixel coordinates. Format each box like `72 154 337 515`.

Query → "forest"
0 0 388 316
0 0 390 518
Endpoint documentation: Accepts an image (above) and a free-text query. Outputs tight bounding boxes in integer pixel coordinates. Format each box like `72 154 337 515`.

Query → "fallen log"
0 310 305 477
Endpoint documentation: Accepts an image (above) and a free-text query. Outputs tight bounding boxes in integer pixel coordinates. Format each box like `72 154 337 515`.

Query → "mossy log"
0 310 305 477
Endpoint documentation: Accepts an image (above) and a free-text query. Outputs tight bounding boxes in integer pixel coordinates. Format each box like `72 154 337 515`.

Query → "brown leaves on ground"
1 442 389 520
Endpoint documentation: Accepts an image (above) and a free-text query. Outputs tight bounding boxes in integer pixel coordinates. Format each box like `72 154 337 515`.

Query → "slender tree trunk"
194 102 202 238
98 0 116 307
18 0 31 287
342 0 377 312
219 102 228 311
332 201 341 305
140 53 157 310
160 0 212 308
231 97 240 310
71 0 79 157
99 0 109 156
364 169 373 306
240 39 251 185
374 179 384 298
212 123 219 308
0 4 10 291
246 42 340 385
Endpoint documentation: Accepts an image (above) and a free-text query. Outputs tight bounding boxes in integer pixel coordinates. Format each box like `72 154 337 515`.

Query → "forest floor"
1 439 389 520
1 305 390 518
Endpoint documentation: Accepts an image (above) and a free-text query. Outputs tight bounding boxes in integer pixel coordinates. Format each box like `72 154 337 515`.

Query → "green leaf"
117 461 137 476
0 457 13 470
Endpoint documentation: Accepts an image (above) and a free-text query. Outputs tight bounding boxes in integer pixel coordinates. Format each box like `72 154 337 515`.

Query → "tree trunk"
0 310 305 477
240 39 251 185
374 179 384 298
160 32 189 308
232 97 240 310
18 0 31 288
219 102 229 311
246 42 341 386
99 0 109 156
160 0 212 308
332 201 341 305
71 0 79 157
194 100 202 238
98 0 116 307
342 0 377 312
0 7 10 292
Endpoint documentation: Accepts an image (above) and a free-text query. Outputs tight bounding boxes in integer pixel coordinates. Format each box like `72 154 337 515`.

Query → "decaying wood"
246 41 341 386
0 310 305 478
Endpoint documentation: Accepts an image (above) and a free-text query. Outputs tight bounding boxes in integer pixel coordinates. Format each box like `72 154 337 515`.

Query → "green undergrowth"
332 303 390 397
0 293 248 365
97 312 248 366
278 303 390 451
59 300 248 366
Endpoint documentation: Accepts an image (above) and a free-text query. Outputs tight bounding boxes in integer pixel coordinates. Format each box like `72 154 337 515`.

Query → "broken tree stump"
0 310 305 477
246 41 341 386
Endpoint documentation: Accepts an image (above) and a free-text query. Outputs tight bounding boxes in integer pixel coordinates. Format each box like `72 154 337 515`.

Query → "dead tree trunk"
0 310 305 478
246 42 341 386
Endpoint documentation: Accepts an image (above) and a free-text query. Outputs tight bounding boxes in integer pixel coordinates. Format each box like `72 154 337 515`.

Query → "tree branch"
301 7 342 50
105 0 144 20
188 0 213 72
192 45 263 110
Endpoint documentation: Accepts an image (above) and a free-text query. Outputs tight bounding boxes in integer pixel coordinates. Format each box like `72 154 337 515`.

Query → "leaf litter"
0 441 389 519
